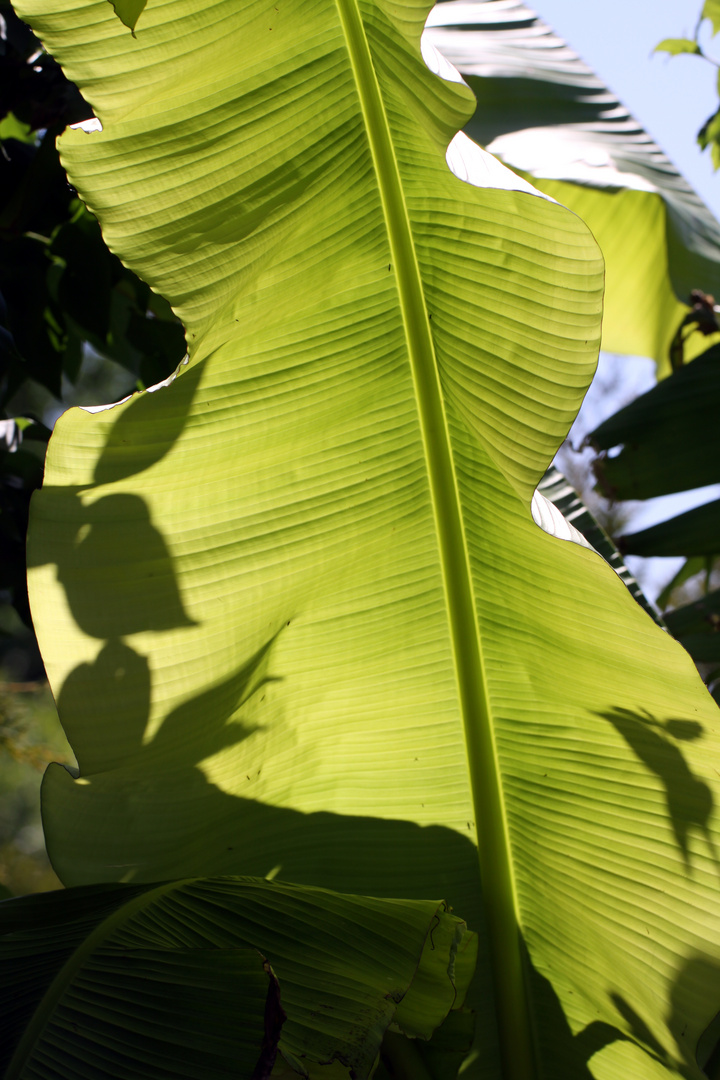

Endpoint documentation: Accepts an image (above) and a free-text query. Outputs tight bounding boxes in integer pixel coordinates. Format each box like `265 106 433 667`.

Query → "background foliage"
0 0 181 894
0 1 183 680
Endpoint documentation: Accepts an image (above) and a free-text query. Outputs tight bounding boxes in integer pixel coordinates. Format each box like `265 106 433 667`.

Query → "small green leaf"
0 113 34 143
704 0 720 37
700 103 720 139
654 37 701 56
106 0 146 32
698 103 720 169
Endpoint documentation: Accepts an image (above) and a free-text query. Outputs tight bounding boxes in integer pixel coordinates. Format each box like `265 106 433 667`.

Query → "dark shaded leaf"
0 876 475 1080
664 589 720 639
591 346 720 499
619 499 720 558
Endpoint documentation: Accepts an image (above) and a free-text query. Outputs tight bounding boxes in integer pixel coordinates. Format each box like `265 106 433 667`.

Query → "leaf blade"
591 345 720 498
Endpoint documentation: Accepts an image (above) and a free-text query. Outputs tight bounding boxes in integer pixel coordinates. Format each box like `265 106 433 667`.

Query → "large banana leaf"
16 0 720 1077
0 876 475 1079
426 0 720 370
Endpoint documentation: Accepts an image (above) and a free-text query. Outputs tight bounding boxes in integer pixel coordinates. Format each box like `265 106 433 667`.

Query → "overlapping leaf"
0 876 474 1078
426 0 720 369
619 500 720 558
590 342 720 690
16 0 720 1077
591 344 720 498
537 465 663 625
664 590 720 665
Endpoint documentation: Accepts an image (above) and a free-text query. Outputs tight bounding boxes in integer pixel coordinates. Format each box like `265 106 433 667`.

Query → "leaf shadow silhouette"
522 939 632 1079
29 489 197 640
524 942 720 1078
669 953 720 1078
56 636 274 777
92 358 204 486
28 359 203 637
35 473 485 918
595 708 716 868
44 615 485 927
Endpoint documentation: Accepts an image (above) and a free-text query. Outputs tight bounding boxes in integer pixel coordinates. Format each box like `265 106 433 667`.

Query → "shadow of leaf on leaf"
523 938 631 1077
669 953 720 1078
595 708 715 867
29 489 197 640
92 359 204 487
56 636 274 777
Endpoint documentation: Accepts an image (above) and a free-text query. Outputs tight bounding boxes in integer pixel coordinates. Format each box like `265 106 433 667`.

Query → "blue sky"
530 0 720 220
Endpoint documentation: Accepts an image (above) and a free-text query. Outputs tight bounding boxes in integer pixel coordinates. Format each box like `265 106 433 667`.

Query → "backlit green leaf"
17 0 720 1077
655 38 702 56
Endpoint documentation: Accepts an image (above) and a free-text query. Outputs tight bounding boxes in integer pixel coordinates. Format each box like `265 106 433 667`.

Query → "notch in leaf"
106 0 147 33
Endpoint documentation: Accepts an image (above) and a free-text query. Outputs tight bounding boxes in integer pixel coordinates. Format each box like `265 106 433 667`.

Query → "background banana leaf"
664 591 720 665
591 344 720 500
536 465 663 626
15 0 720 1077
618 501 720 559
590 344 720 696
426 0 720 370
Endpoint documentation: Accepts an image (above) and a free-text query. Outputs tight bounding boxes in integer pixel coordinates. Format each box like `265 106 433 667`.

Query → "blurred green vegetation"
0 677 73 895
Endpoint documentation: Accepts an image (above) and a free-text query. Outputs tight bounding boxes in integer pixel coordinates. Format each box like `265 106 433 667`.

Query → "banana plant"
9 0 720 1077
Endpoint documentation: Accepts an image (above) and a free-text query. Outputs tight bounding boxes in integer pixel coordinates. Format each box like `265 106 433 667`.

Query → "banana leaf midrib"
334 1 532 1074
